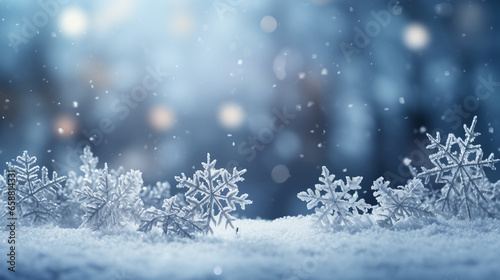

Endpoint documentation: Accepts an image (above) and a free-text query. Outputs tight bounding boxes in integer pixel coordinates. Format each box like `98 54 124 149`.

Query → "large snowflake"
297 166 371 229
175 154 252 233
12 151 67 225
75 165 144 230
417 116 499 218
372 177 434 227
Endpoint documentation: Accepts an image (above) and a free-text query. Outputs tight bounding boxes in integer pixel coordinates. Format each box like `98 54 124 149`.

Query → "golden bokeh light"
149 105 176 132
218 102 245 129
54 115 77 138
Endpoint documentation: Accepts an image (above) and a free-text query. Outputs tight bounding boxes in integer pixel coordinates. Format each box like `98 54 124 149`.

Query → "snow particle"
321 68 328 76
399 97 405 104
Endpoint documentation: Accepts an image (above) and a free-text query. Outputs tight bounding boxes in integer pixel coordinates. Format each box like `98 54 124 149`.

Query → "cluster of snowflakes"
0 147 251 238
298 116 500 230
1 116 500 236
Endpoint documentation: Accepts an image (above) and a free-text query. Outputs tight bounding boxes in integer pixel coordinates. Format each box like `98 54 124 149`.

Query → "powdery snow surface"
2 216 500 280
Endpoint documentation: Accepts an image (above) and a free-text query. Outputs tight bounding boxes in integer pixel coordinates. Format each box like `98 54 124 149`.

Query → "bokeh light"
218 103 245 129
59 8 88 37
54 115 77 138
403 23 430 51
169 11 195 38
271 164 290 184
260 16 277 33
148 105 176 132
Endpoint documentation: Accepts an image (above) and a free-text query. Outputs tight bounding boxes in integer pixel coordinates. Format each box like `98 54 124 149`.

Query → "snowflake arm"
139 195 204 238
140 181 171 208
372 177 434 227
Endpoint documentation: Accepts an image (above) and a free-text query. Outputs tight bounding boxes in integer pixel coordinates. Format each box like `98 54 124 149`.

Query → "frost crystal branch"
417 116 500 218
175 154 252 233
68 146 104 191
139 195 204 238
13 151 66 225
297 166 371 228
372 177 434 227
141 181 171 208
75 165 144 230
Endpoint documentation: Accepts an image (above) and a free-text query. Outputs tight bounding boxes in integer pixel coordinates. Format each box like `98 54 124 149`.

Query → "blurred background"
1 0 500 219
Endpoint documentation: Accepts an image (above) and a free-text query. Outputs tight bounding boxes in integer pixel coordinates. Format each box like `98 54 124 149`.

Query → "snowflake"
0 172 6 220
297 166 371 229
417 116 500 218
71 146 104 191
139 194 204 238
140 181 171 208
12 151 67 225
75 164 144 230
64 146 128 227
175 154 252 233
372 177 434 227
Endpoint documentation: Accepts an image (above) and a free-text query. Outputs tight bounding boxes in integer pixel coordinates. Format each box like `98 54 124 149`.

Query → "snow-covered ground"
2 216 500 280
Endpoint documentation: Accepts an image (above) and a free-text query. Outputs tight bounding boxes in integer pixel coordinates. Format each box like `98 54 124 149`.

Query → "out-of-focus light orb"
149 106 175 132
218 103 245 129
54 115 77 138
260 16 277 33
213 266 222 276
95 0 134 34
403 23 430 51
454 3 483 33
310 0 333 5
169 12 194 37
274 131 302 160
271 165 290 184
59 8 87 36
435 2 453 17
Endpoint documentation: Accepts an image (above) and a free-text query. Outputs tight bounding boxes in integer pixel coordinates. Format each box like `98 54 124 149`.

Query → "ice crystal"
417 116 500 218
175 154 252 233
372 177 434 227
297 166 371 228
75 165 144 230
13 151 66 225
139 194 204 238
140 181 171 208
